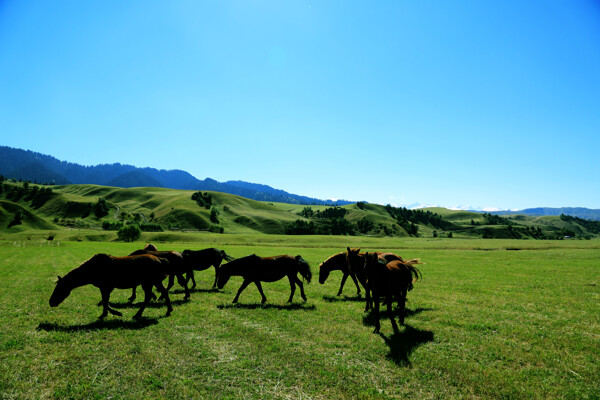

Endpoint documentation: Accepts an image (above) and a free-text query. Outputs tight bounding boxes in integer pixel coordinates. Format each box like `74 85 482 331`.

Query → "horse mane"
295 255 312 283
322 252 345 265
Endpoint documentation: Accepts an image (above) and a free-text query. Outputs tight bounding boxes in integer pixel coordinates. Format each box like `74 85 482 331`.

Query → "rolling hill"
1 180 599 240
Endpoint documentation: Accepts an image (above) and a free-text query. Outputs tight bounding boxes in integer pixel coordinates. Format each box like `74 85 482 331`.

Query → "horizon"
1 1 599 210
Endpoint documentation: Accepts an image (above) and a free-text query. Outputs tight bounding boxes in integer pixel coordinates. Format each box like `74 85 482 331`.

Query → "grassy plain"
1 235 599 399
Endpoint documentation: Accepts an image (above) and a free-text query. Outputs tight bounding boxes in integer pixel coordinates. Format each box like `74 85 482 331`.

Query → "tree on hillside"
8 211 24 228
300 206 314 218
93 198 109 218
117 224 142 242
210 207 219 224
192 191 212 209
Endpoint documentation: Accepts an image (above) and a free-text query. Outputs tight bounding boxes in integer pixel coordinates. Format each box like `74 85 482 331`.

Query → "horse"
128 249 190 302
50 253 173 319
319 251 405 296
318 252 362 296
363 252 421 333
182 248 235 289
217 254 312 304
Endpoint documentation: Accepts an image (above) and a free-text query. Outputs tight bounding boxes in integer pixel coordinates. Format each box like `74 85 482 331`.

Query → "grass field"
1 235 599 399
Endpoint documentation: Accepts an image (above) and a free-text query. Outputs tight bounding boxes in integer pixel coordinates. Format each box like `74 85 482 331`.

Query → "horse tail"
221 250 235 262
403 259 422 291
295 255 312 284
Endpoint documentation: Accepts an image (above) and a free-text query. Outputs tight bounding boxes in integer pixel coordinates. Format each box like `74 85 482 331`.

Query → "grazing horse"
128 249 190 302
319 251 405 297
182 248 235 289
363 252 421 333
50 254 173 319
346 248 409 311
318 252 362 296
217 254 312 304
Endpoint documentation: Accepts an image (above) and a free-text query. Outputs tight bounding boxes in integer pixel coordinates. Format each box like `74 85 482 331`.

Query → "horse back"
92 254 169 289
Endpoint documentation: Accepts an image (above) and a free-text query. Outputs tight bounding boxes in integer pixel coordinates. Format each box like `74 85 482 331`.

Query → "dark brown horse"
50 253 173 319
217 254 312 304
364 252 421 333
128 249 190 302
346 248 405 311
318 252 362 296
182 248 235 289
319 250 405 297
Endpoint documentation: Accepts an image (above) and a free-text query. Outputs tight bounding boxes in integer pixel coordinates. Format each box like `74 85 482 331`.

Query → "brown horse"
182 248 235 289
320 250 405 297
346 248 406 311
217 254 312 304
50 253 173 319
318 252 362 296
128 249 190 302
364 252 421 333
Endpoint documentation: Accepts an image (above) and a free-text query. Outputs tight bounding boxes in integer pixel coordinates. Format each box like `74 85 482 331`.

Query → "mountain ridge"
0 146 351 206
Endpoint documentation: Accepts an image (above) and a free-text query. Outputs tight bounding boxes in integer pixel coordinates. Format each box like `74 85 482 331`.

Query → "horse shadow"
37 318 159 332
322 294 364 303
363 307 434 367
217 303 316 311
107 298 189 310
175 288 220 294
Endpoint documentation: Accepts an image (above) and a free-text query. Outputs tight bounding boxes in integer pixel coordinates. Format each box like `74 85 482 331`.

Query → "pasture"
1 235 599 399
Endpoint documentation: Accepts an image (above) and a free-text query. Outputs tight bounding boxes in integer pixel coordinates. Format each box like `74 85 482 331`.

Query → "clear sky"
1 1 599 210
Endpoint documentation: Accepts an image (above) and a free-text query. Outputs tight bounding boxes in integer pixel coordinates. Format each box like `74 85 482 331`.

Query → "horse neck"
324 253 347 272
62 265 93 290
222 259 245 277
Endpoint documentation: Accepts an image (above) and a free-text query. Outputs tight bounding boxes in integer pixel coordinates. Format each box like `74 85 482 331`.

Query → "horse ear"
56 276 63 283
347 247 351 253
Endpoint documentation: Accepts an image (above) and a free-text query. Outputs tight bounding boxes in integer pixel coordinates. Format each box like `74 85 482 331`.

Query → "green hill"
1 180 598 240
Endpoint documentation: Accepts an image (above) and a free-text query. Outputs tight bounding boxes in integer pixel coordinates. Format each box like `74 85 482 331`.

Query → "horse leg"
211 266 219 289
373 294 381 333
337 273 349 296
286 275 297 303
154 281 173 317
177 273 190 300
363 281 372 312
233 279 251 303
295 276 307 302
99 287 121 319
351 273 361 295
398 288 407 325
254 281 268 304
133 284 152 319
166 275 175 291
387 293 398 332
129 286 137 302
187 271 196 289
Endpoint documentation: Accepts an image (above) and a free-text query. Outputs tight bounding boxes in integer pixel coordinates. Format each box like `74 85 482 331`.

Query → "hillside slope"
1 181 598 240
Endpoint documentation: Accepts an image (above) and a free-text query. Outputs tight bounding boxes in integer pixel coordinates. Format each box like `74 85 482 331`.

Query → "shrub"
93 198 109 218
117 224 142 242
210 207 219 224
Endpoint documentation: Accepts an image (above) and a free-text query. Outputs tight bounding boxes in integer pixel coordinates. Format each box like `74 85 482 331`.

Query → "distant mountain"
0 146 351 205
486 207 600 221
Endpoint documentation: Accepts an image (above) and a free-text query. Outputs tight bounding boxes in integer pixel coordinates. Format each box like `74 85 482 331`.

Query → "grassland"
1 235 599 399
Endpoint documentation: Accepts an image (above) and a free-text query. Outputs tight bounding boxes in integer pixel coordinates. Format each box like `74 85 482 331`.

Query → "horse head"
216 269 231 289
144 243 158 251
346 247 363 272
318 262 328 284
49 276 71 307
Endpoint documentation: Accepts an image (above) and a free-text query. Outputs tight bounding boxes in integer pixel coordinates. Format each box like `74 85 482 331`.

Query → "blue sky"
1 1 599 210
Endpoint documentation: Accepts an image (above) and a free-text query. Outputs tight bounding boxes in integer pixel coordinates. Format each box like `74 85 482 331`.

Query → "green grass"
1 236 599 399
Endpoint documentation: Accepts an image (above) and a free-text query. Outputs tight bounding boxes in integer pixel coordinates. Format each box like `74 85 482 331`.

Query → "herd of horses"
49 244 421 332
